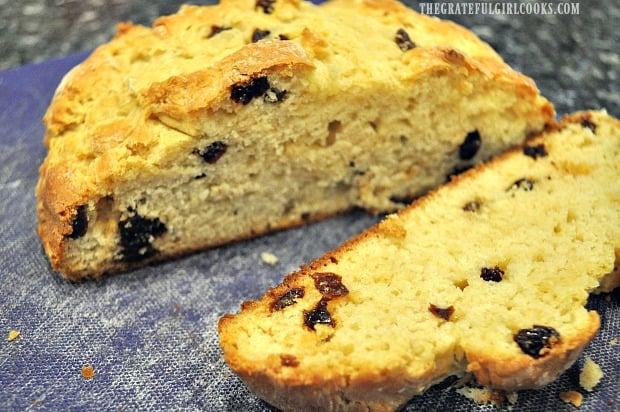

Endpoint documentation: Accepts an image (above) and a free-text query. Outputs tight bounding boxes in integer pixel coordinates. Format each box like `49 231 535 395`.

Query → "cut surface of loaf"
37 0 553 279
218 111 620 411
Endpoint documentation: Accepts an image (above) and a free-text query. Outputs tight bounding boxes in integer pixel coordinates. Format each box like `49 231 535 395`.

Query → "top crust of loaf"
142 40 315 130
36 0 553 279
218 111 620 411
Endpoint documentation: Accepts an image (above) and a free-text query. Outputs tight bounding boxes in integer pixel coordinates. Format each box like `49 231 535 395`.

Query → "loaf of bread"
218 111 620 411
37 0 553 279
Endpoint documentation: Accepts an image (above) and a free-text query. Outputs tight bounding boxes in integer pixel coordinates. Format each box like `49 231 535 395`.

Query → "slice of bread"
36 0 553 279
218 111 620 411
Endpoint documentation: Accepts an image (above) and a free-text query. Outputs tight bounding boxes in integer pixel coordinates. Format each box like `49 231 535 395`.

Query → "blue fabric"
0 53 618 412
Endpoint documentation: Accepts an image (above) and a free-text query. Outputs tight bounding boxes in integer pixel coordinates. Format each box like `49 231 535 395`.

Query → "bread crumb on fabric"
610 338 619 345
505 391 519 405
456 386 516 408
81 365 95 379
8 330 20 341
579 356 603 392
261 252 279 265
560 391 583 407
456 386 492 405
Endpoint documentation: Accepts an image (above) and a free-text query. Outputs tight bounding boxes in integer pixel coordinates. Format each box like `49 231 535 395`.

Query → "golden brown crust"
141 40 314 127
219 363 429 412
465 311 600 391
36 162 92 273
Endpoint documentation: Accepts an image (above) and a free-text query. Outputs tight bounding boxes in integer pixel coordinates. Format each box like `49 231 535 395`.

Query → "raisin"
118 208 167 263
303 298 334 330
208 25 231 38
256 0 276 14
263 88 287 103
514 325 560 358
68 205 88 239
428 304 454 320
395 28 416 51
193 141 228 164
580 117 597 133
280 354 299 367
523 144 548 159
271 287 305 311
462 201 481 212
312 272 349 299
459 130 481 160
231 77 270 105
251 28 270 42
480 266 504 282
278 34 290 40
509 178 535 191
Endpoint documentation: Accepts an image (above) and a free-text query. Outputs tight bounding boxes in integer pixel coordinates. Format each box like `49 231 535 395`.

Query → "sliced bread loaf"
36 0 553 279
218 111 620 411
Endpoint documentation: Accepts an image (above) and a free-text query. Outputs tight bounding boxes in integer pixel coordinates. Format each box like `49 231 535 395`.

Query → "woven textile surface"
1 2 619 409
